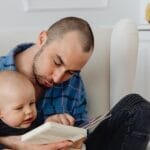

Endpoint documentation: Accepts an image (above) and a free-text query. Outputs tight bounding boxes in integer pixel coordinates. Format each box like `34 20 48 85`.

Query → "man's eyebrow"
56 55 80 73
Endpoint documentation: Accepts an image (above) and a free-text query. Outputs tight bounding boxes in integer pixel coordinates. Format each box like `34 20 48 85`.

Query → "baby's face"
0 84 37 128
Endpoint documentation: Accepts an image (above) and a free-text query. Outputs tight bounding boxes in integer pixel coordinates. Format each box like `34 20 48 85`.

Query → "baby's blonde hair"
0 70 35 105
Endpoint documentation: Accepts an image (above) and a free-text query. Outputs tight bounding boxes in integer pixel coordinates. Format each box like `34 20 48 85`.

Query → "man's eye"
54 60 61 66
30 102 35 105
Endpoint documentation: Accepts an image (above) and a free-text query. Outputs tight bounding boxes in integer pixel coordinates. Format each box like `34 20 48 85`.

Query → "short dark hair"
46 17 94 52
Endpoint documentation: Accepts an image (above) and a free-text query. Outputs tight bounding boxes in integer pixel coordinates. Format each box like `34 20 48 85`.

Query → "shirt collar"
5 43 34 70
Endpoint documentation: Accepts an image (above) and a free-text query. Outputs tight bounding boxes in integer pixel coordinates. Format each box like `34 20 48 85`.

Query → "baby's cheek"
5 116 22 128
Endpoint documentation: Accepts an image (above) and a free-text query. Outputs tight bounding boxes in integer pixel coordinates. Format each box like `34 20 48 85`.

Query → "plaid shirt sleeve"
37 73 89 127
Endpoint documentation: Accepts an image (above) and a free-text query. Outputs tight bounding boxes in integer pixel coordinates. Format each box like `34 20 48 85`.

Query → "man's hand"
71 138 86 150
45 113 75 126
0 135 73 150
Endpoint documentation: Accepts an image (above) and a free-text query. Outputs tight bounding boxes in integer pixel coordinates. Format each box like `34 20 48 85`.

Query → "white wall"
0 0 140 31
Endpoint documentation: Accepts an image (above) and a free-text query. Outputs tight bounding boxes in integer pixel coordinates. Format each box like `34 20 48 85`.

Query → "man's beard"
32 46 55 88
32 47 47 88
32 63 47 89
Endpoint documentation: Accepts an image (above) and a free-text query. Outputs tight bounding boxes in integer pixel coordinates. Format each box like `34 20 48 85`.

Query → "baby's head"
0 70 37 128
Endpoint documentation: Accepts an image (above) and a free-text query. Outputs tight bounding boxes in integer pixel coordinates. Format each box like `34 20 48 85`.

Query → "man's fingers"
58 114 74 125
45 113 75 126
52 140 73 149
64 113 75 125
59 114 70 125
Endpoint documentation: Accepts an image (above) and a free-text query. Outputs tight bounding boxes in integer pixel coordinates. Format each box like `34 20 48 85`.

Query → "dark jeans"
85 94 150 150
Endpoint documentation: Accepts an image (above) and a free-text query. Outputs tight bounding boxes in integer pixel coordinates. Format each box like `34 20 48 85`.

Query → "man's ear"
37 31 48 46
0 110 3 119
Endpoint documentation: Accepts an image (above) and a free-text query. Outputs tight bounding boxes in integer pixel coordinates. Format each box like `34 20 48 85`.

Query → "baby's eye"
15 106 23 110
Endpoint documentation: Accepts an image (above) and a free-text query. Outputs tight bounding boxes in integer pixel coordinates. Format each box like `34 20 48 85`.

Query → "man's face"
33 31 93 88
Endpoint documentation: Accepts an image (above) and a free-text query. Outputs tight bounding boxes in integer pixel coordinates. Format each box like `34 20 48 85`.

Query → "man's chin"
38 82 53 88
35 80 47 88
35 77 54 88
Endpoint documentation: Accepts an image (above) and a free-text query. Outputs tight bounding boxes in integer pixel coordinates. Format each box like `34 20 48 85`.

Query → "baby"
0 70 38 148
0 71 82 149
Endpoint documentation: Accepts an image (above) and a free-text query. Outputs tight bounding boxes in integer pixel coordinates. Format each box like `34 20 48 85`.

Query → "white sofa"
0 19 149 149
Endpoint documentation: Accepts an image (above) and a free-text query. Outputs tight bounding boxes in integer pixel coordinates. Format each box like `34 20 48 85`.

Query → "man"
0 17 150 150
0 16 94 149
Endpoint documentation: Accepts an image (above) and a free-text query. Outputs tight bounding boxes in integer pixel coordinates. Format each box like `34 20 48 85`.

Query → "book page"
21 122 87 144
80 112 111 132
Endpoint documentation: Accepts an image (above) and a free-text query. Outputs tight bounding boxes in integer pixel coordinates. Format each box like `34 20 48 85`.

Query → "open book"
21 113 111 144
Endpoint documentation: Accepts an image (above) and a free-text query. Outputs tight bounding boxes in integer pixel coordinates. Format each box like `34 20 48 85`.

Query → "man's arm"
71 74 89 126
0 135 73 150
37 74 88 127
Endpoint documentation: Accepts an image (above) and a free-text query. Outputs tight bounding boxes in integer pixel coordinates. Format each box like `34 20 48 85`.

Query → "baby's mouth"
23 118 33 124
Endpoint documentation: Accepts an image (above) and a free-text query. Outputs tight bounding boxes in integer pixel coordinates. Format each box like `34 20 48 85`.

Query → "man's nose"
52 69 65 83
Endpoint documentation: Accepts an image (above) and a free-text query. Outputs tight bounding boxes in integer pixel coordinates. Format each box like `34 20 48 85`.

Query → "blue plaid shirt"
0 43 88 126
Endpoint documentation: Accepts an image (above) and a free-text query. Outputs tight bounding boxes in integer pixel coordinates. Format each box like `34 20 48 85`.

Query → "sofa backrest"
81 28 112 117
